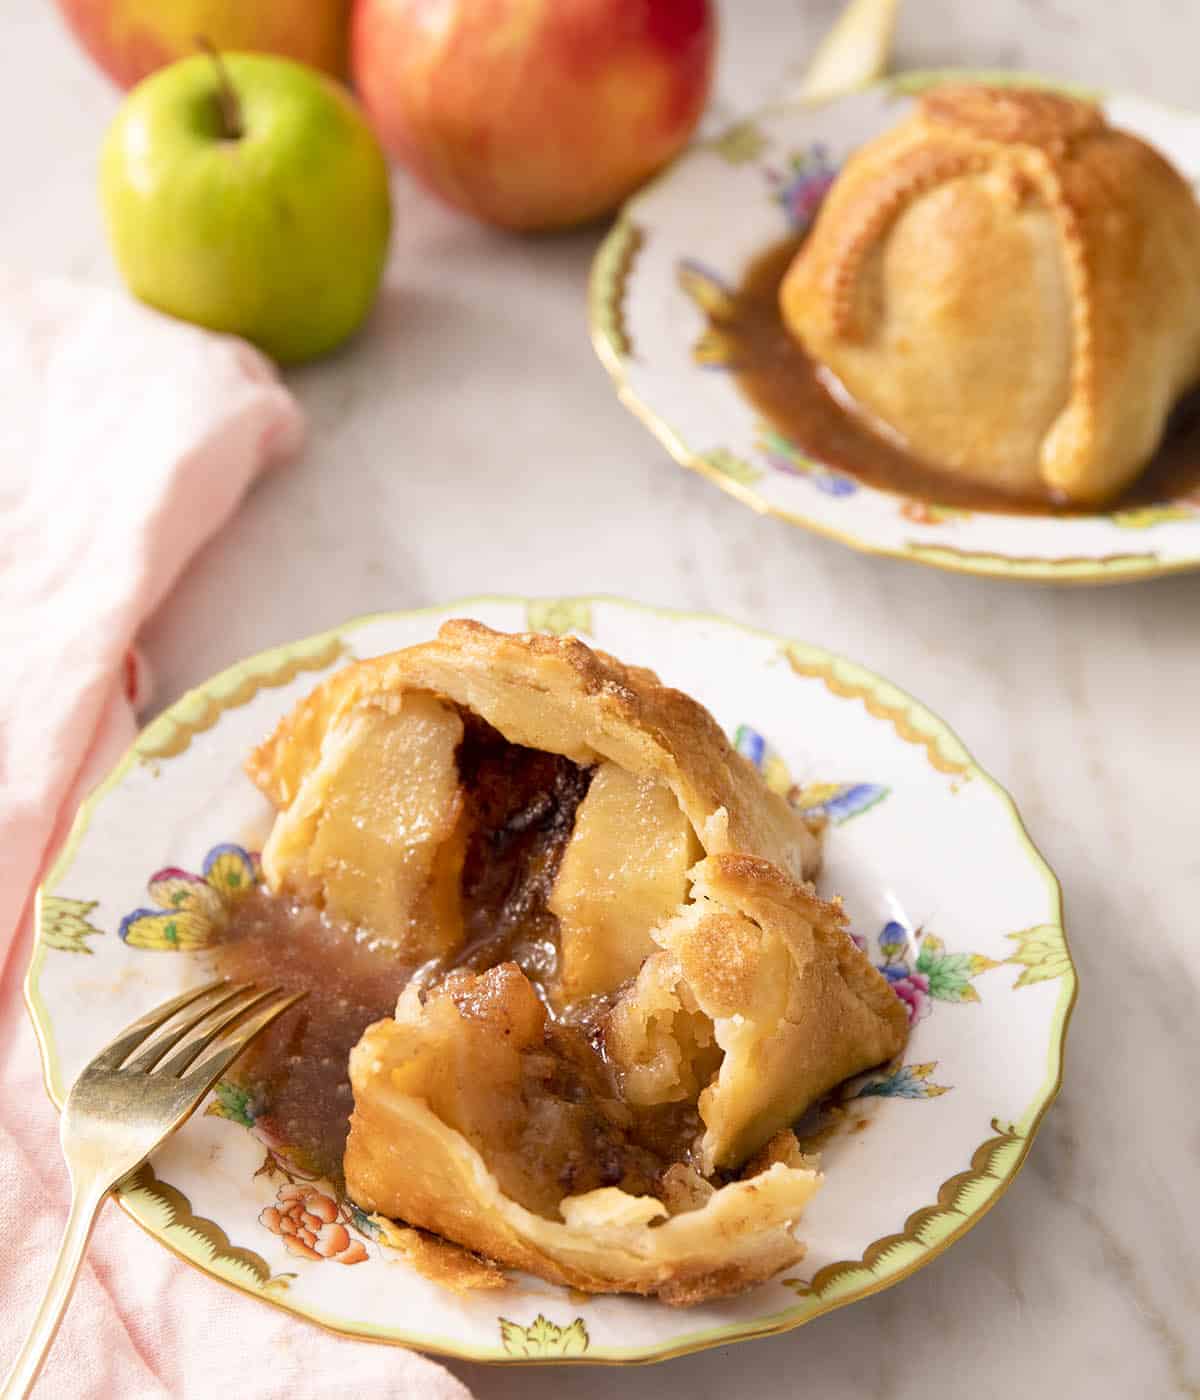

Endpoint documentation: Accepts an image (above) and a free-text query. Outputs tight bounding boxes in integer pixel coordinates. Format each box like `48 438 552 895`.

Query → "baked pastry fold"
780 85 1200 505
345 960 823 1303
248 619 818 977
247 622 908 1300
607 854 906 1174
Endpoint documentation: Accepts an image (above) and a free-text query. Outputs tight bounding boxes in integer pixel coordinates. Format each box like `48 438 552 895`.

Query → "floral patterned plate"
590 71 1200 584
27 597 1076 1363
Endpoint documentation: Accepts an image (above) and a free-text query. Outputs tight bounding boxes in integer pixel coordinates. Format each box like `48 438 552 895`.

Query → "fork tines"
97 980 300 1084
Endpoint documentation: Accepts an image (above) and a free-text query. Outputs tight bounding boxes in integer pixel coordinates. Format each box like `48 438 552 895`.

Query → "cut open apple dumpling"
246 621 908 1302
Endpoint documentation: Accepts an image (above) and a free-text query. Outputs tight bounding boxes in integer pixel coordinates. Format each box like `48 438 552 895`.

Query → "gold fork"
1 979 301 1400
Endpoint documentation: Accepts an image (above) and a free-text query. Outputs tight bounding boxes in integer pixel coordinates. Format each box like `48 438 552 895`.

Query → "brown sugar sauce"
438 964 706 1217
727 236 1200 514
213 712 704 1207
211 891 409 1185
450 711 591 984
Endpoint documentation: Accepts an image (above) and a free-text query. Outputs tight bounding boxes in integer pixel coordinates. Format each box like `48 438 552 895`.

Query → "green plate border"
26 596 1077 1364
589 70 1200 586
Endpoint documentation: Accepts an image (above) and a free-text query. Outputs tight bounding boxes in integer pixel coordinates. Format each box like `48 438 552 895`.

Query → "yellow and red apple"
54 0 352 88
350 0 716 232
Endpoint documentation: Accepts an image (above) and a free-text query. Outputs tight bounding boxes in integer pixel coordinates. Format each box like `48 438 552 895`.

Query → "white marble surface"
6 3 1200 1397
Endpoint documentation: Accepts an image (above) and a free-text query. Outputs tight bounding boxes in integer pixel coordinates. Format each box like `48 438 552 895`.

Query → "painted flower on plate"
900 500 972 526
768 146 837 231
732 726 889 826
119 843 258 951
259 1184 368 1265
755 424 857 495
881 966 932 1025
206 1081 319 1183
499 1315 589 1358
871 920 999 1020
856 1061 950 1100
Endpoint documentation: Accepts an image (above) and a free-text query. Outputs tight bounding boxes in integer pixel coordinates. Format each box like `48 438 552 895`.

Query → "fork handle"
0 1176 109 1399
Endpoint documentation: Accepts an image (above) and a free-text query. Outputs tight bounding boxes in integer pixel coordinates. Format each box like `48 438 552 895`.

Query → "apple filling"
262 693 701 1011
245 624 908 1299
447 712 593 989
366 962 708 1221
259 695 754 1215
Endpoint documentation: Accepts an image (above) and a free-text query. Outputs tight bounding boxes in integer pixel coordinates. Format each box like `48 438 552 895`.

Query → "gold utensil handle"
0 1174 109 1400
794 0 899 103
2 978 296 1394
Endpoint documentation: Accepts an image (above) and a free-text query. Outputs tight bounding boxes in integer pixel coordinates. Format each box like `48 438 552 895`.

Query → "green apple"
101 51 392 364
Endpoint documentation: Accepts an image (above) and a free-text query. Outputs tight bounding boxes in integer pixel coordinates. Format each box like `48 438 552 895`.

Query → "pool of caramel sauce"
729 237 1200 514
209 718 597 1190
212 891 412 1185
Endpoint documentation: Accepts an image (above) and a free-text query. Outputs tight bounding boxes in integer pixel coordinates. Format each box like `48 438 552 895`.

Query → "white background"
5 2 1199 1396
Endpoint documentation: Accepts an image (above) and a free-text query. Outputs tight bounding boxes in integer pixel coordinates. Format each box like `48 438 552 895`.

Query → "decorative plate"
28 597 1076 1364
590 71 1200 584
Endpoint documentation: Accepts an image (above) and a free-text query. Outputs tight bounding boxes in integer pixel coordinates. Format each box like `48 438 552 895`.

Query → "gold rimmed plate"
590 72 1200 584
28 597 1075 1362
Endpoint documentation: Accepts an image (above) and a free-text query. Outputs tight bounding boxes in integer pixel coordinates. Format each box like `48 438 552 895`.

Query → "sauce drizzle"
724 236 1200 515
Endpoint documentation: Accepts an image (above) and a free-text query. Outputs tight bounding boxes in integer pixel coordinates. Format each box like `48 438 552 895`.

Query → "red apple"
54 0 352 89
350 0 715 232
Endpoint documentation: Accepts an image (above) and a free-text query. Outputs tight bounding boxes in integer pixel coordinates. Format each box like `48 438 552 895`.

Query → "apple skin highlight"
351 0 716 232
55 0 353 88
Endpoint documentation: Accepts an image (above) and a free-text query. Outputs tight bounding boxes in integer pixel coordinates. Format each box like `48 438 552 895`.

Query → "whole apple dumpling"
231 621 908 1303
779 85 1200 507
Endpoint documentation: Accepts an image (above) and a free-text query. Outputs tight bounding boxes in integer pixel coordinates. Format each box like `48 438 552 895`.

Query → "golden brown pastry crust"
343 852 906 1300
248 619 819 893
608 854 909 1172
255 691 467 958
345 992 821 1303
780 85 1200 504
249 621 907 1302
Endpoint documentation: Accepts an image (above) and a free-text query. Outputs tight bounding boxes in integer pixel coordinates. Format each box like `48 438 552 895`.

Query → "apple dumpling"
246 621 907 1301
779 85 1200 506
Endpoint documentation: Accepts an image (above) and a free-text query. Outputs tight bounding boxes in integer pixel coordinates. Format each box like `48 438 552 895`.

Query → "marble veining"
6 2 1200 1396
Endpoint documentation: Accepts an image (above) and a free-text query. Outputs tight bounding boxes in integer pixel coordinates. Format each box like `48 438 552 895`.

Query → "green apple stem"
195 36 243 141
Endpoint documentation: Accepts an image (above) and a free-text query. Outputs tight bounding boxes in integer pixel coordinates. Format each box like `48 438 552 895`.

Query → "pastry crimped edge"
346 1009 820 1304
780 84 1200 504
343 851 907 1301
251 622 910 1299
638 854 910 1172
247 618 819 884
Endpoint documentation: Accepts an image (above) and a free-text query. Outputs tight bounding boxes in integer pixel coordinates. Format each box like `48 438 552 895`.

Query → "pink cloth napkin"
0 275 473 1400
